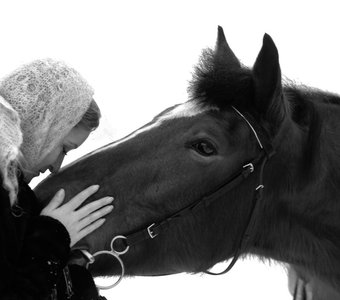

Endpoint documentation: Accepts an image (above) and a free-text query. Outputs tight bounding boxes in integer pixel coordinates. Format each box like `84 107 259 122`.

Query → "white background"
1 1 339 299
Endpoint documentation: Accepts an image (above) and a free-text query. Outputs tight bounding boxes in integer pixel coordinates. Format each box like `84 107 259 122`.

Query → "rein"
77 106 275 289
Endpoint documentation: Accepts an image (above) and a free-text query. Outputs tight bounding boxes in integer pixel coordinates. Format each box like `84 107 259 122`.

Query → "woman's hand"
40 185 114 247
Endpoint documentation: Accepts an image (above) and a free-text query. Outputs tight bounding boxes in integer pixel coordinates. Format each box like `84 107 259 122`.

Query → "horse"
35 27 340 299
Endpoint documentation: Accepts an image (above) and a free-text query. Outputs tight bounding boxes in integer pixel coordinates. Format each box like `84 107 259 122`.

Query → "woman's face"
24 125 91 182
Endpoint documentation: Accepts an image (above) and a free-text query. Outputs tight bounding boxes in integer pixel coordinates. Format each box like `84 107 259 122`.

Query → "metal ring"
110 235 130 255
86 250 125 290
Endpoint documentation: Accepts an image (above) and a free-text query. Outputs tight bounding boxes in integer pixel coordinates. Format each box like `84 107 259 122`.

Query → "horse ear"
215 26 241 69
252 34 284 126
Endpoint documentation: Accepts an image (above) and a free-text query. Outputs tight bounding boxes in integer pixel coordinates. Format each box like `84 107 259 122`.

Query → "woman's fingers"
71 218 106 247
40 184 114 247
66 185 100 210
41 189 65 212
76 196 114 219
77 204 113 229
71 204 112 246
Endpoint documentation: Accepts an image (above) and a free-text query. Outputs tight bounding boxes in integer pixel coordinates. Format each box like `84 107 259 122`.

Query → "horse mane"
284 81 340 106
283 81 340 183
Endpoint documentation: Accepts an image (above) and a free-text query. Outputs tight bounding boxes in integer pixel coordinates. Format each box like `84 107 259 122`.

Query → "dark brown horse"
35 27 340 299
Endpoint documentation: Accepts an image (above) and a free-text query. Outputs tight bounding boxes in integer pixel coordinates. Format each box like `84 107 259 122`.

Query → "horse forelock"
188 48 254 110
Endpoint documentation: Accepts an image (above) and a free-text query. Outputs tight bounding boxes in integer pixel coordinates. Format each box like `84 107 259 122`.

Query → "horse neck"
250 89 340 290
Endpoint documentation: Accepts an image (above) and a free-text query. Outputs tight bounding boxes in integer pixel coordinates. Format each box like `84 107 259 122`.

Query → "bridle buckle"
243 163 254 173
147 223 158 239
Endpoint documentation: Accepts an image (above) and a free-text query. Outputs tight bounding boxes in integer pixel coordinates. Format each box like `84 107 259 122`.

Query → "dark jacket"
0 176 105 300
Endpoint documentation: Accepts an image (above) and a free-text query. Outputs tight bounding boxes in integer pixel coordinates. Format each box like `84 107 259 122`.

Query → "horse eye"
192 141 217 156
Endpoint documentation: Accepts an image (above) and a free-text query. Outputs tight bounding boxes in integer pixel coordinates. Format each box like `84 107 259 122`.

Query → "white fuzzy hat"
0 59 94 205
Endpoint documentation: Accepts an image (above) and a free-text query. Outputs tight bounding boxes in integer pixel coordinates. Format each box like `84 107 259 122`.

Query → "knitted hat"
0 59 94 205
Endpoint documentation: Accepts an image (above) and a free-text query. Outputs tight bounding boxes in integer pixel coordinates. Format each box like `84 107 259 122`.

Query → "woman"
0 59 111 299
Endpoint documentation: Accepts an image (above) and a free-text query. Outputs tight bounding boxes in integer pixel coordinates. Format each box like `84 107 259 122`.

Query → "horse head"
36 27 340 297
35 27 284 276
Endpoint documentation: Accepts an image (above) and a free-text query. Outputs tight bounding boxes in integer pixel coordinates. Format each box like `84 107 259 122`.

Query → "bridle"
76 106 275 289
76 106 275 288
